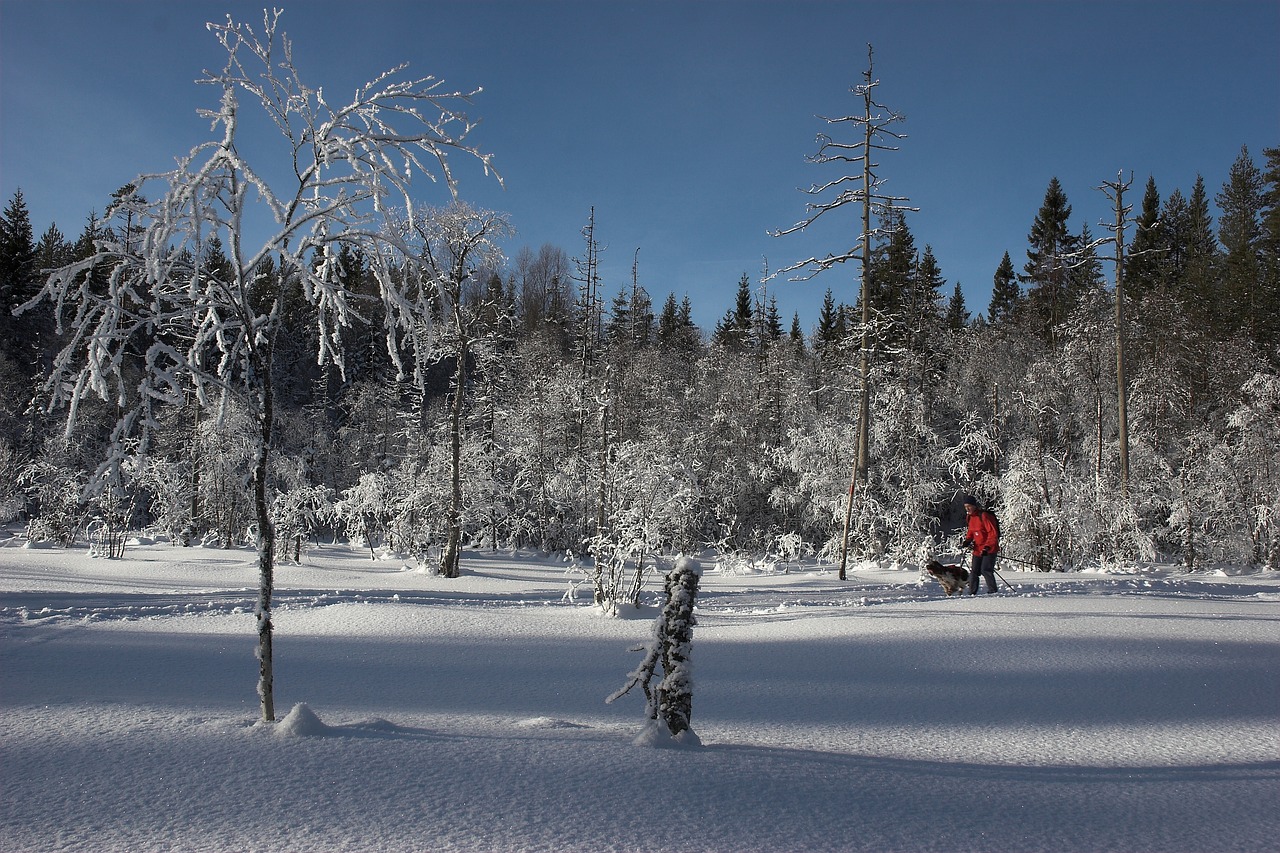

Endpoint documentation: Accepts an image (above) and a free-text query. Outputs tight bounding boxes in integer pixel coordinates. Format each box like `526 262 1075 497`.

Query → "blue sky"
2 0 1276 332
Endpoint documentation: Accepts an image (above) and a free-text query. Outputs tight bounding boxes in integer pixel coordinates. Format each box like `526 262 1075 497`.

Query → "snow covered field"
2 535 1278 853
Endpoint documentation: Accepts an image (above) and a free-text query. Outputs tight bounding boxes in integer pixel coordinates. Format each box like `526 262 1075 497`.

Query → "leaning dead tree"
770 44 915 580
22 10 497 722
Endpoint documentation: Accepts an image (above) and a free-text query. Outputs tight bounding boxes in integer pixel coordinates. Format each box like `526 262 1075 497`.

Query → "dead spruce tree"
607 556 703 745
771 44 915 580
21 10 496 722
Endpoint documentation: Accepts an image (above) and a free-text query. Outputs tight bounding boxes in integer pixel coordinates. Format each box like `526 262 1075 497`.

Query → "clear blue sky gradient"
2 0 1277 332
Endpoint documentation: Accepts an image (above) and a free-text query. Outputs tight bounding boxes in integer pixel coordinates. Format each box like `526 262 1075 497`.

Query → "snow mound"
516 716 590 730
674 555 703 576
274 702 330 737
632 719 703 749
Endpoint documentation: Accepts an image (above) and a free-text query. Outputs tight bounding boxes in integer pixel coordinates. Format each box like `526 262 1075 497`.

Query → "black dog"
923 560 969 596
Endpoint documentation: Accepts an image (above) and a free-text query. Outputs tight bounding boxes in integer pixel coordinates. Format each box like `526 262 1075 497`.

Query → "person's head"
963 494 981 514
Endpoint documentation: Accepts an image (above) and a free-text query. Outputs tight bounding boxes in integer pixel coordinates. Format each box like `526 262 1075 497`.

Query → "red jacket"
967 510 1000 556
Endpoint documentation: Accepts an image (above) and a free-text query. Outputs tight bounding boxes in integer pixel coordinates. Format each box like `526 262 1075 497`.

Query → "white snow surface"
2 536 1278 853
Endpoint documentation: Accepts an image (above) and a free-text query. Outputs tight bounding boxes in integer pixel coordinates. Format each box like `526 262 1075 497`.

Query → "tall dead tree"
771 44 915 580
1098 171 1134 495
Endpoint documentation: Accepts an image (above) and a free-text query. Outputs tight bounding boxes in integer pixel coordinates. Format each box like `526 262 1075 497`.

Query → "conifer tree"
909 245 947 343
988 250 1020 325
1216 146 1265 344
789 311 807 353
656 292 682 350
1260 146 1280 359
1125 176 1164 298
0 190 36 310
946 282 970 330
868 208 915 320
814 288 843 360
1021 177 1078 344
0 190 38 370
1182 175 1220 322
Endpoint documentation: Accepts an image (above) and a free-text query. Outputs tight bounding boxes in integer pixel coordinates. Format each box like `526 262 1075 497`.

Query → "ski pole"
997 554 1043 570
948 551 1016 593
992 565 1016 592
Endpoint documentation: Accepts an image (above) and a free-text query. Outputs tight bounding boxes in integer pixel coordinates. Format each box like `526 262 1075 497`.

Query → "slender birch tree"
20 10 497 721
405 202 511 578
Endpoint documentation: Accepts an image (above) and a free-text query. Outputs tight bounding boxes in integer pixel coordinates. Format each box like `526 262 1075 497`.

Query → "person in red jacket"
962 494 1000 595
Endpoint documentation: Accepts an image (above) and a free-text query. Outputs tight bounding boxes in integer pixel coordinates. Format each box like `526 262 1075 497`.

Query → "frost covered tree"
19 11 496 722
394 202 511 577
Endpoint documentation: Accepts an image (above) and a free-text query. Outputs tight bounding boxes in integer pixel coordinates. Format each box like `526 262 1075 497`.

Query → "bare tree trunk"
253 372 276 723
838 55 876 582
188 396 200 545
441 335 467 579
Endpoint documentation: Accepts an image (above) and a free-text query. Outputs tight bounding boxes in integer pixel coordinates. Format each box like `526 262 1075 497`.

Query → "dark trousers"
968 553 998 594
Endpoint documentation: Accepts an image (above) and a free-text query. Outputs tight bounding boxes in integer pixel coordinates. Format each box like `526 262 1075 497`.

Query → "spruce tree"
946 282 970 330
1159 188 1191 292
912 246 946 327
1021 177 1078 344
0 190 37 312
1260 146 1280 359
789 311 807 353
1125 176 1164 298
868 208 915 322
0 190 38 370
1182 175 1221 332
988 250 1020 325
657 292 682 350
1216 146 1265 344
814 288 843 360
763 294 783 344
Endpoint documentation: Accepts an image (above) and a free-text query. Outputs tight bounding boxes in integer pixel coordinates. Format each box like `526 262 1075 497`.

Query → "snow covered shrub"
132 459 195 544
773 417 859 562
587 440 700 611
334 471 402 560
18 445 88 546
607 556 702 746
999 441 1066 571
864 379 948 564
195 404 256 548
272 485 335 564
770 531 811 573
1165 429 1247 571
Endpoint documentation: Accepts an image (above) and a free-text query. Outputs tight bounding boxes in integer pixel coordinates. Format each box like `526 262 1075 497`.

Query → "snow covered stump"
607 556 703 747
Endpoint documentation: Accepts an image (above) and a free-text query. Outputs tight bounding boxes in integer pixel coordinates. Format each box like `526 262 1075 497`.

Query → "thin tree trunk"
253 373 276 723
441 336 467 579
188 396 200 545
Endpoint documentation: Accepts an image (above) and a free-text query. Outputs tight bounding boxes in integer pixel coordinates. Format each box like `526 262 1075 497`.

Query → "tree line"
1 23 1276 606
3 142 1276 577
